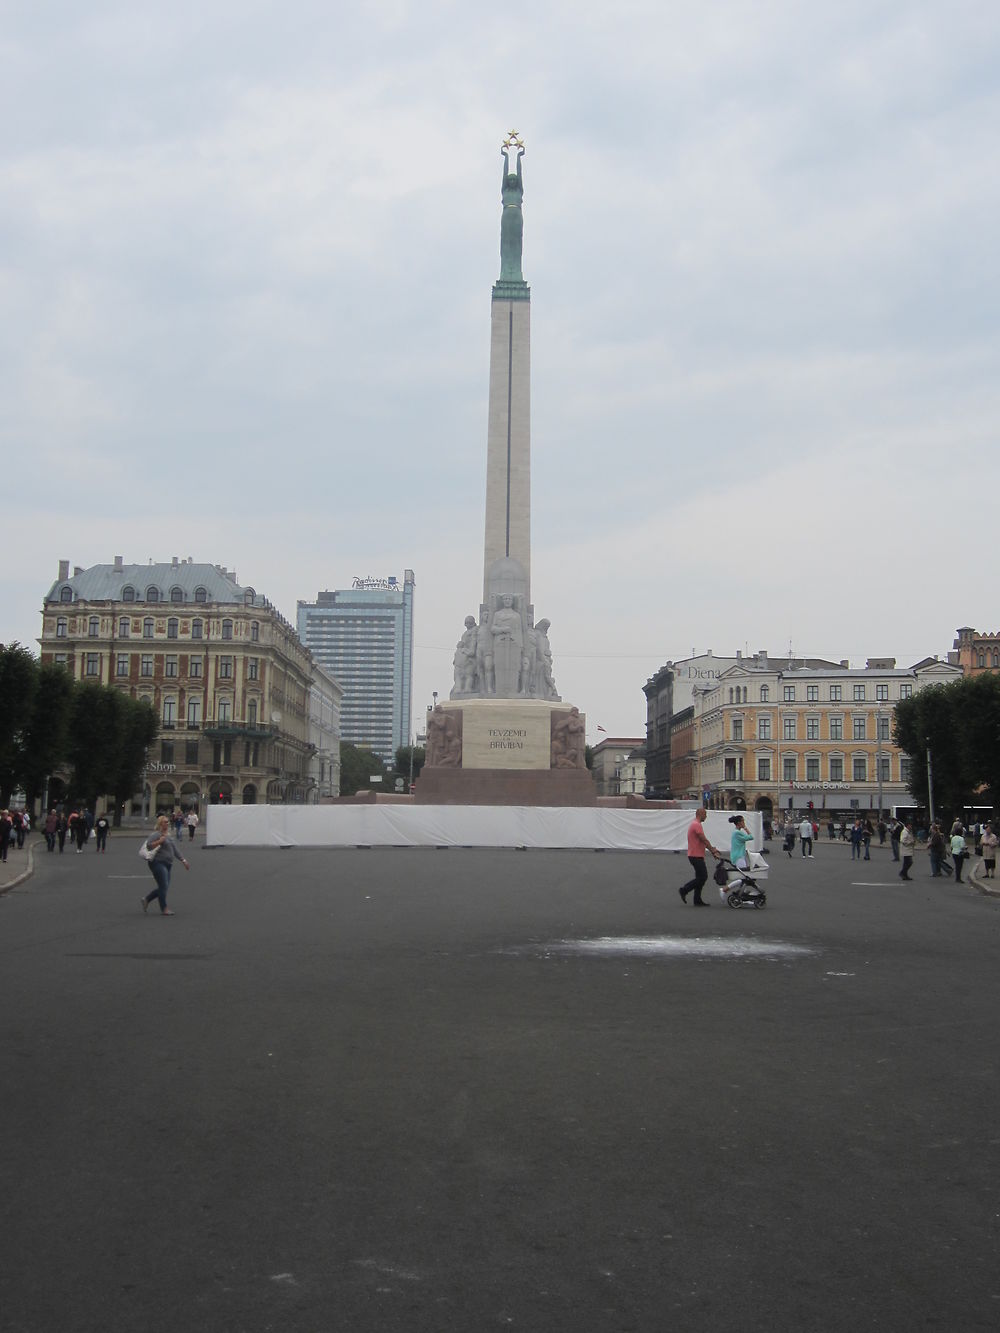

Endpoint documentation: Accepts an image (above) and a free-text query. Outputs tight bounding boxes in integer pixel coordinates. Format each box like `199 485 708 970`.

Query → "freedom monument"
416 132 595 806
205 136 754 848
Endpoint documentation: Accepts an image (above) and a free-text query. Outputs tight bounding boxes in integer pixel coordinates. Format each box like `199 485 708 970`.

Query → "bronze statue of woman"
499 139 525 283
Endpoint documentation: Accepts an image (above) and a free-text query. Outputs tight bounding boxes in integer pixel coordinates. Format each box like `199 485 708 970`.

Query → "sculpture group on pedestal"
450 556 560 702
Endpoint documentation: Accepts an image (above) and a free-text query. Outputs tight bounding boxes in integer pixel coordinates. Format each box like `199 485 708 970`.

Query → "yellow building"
696 655 961 822
40 557 333 812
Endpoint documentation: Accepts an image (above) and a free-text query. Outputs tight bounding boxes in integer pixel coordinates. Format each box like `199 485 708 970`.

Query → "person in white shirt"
798 816 814 858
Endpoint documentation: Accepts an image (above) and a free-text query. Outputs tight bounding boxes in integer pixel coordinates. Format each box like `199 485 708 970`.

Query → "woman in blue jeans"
141 815 190 915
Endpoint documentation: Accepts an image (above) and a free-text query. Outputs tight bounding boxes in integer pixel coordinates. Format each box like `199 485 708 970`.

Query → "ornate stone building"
694 655 961 820
40 557 339 812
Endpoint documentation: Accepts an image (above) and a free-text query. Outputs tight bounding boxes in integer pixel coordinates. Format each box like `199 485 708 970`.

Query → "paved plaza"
2 833 998 1331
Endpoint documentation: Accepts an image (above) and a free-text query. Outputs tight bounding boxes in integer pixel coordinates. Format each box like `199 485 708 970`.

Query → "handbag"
138 839 158 862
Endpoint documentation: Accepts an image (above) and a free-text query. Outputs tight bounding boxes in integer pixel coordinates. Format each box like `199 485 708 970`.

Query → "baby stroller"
714 853 768 909
782 829 795 857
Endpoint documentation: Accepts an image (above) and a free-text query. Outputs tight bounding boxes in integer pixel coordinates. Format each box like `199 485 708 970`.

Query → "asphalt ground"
2 834 998 1332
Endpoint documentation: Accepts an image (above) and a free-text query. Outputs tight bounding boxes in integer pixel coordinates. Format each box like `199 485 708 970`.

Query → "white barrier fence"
205 805 763 853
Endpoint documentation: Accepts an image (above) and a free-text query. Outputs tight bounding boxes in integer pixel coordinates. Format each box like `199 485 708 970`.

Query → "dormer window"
195 586 208 603
170 586 184 603
122 586 136 603
760 685 769 702
59 585 73 603
146 586 160 603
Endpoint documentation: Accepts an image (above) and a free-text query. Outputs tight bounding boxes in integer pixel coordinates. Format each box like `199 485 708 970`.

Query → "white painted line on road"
851 882 891 887
108 875 150 880
533 937 817 960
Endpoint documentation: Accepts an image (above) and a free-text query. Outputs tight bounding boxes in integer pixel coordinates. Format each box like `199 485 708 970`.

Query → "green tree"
894 674 1000 819
20 662 75 813
0 643 40 804
339 743 388 796
67 682 128 809
109 696 159 825
395 745 426 786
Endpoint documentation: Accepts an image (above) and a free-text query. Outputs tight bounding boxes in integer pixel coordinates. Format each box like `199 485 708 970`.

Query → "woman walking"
140 816 190 916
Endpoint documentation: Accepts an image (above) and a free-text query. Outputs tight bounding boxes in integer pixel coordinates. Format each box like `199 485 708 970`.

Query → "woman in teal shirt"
729 814 755 868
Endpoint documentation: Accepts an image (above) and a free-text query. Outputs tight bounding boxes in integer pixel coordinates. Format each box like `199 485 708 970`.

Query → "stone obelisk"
483 131 531 606
416 133 592 806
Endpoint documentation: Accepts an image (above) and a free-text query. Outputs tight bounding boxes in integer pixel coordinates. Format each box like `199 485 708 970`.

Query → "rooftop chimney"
73 566 83 576
840 660 849 669
172 556 179 567
113 555 123 572
58 559 69 581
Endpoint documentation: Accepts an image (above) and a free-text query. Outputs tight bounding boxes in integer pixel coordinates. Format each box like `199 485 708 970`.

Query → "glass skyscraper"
297 571 414 766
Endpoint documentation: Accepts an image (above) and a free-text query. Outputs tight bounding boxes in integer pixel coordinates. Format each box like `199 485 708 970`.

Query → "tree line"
0 643 158 821
895 673 1000 820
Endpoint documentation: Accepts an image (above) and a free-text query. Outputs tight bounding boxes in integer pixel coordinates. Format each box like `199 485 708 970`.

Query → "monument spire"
483 130 531 604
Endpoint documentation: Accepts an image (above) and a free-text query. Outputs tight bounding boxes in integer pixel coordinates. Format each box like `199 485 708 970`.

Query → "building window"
189 658 202 679
187 699 201 727
900 756 912 783
899 683 912 699
192 619 203 640
56 617 67 638
783 717 796 740
143 618 155 639
195 586 207 603
147 586 160 603
116 654 129 677
170 586 184 603
830 684 842 701
853 717 867 740
118 617 130 638
54 654 67 668
218 698 232 722
806 757 820 782
978 651 986 668
758 717 771 740
85 653 100 676
757 757 771 781
167 618 178 639
248 658 259 681
163 698 177 728
876 684 888 701
732 718 743 741
247 699 258 726
760 686 769 702
783 756 796 782
877 716 890 741
88 616 100 637
880 757 891 782
122 586 135 603
165 655 178 678
853 684 865 700
219 656 233 679
185 739 199 765
222 620 233 640
724 758 737 781
830 756 844 781
783 686 795 702
829 716 843 740
161 741 174 764
806 717 820 740
60 586 73 603
806 685 818 701
141 655 153 677
251 621 259 642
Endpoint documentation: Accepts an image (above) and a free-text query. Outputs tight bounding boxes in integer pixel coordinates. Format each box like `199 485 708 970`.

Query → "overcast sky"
3 1 998 741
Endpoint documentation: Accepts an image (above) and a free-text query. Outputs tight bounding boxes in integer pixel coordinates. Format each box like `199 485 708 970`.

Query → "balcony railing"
203 721 274 739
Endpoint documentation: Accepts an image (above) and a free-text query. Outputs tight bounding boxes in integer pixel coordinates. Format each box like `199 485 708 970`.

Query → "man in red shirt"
680 808 722 907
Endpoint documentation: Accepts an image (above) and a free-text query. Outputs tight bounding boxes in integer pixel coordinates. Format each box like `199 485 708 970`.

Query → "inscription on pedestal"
462 704 552 770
